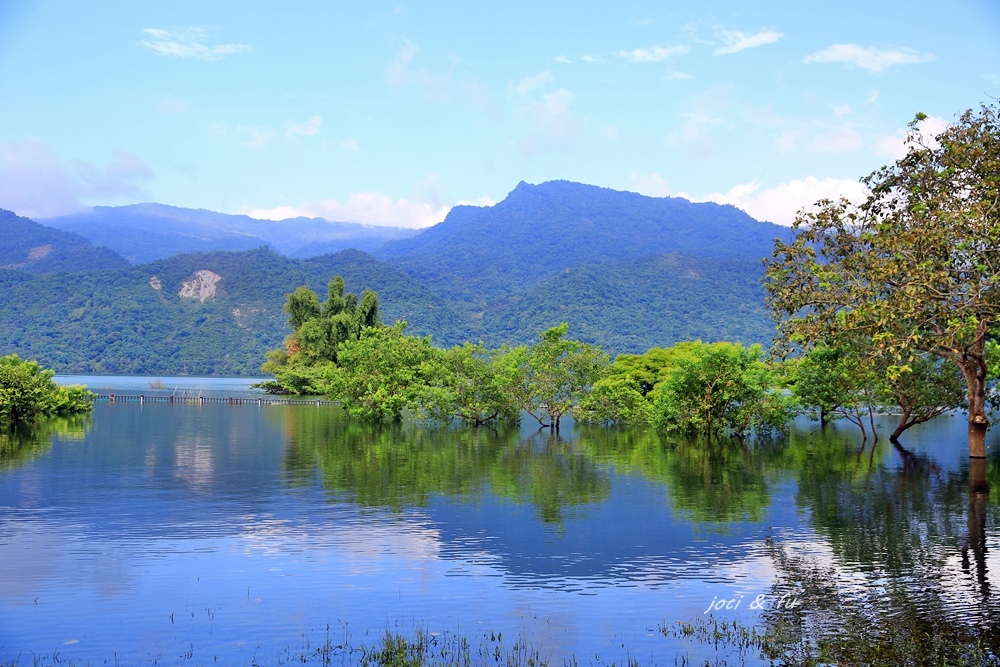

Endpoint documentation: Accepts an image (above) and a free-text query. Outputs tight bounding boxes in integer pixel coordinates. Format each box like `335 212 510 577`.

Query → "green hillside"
0 209 129 274
0 248 465 375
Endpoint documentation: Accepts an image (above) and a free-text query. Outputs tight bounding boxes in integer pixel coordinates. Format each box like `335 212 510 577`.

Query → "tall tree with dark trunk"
765 104 1000 458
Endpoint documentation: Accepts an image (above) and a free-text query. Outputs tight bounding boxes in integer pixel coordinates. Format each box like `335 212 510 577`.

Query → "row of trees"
262 271 996 443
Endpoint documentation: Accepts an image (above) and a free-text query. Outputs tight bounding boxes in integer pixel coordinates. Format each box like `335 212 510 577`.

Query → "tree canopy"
764 104 1000 457
0 354 94 423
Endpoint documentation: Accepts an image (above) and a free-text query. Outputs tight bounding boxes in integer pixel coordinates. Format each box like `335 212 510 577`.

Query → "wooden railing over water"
94 394 338 406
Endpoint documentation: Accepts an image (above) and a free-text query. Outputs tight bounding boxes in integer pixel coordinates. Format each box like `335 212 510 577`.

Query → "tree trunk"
889 407 912 444
959 356 989 458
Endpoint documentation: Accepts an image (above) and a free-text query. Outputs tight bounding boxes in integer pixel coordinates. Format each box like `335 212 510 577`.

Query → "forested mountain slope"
377 180 791 303
0 248 464 375
479 253 773 350
0 209 129 274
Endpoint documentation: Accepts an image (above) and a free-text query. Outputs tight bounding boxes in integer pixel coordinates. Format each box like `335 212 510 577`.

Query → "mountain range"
0 181 791 375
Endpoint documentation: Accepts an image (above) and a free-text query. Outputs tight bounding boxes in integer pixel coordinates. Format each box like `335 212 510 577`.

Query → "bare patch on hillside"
149 276 162 291
232 306 261 328
28 245 53 260
179 270 222 302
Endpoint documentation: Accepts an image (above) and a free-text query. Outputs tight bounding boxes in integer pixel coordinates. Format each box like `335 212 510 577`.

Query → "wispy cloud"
140 27 250 60
618 45 688 63
238 193 449 228
808 125 862 153
0 139 152 218
514 70 553 96
285 115 323 139
385 39 492 109
581 54 605 64
519 89 581 155
554 55 572 64
805 44 934 73
713 29 782 55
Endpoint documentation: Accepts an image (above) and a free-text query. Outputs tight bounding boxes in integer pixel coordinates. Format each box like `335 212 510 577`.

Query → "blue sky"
1 1 997 227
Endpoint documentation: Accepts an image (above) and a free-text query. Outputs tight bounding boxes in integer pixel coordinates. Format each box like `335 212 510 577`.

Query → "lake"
1 377 999 665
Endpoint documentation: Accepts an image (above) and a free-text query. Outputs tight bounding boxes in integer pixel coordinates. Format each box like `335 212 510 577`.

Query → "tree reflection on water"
0 415 90 469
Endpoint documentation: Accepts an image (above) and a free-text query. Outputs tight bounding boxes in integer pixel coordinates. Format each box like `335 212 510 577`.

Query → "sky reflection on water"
1 398 998 665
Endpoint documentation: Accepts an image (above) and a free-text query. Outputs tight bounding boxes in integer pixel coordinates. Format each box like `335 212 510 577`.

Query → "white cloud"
0 139 152 218
629 171 671 198
697 177 869 225
238 126 274 149
554 55 572 64
514 70 552 96
618 45 688 63
384 39 490 108
808 125 862 153
831 103 852 117
237 193 450 229
713 30 782 56
875 114 948 159
804 44 934 73
518 89 581 155
455 196 495 208
581 54 605 64
285 115 323 138
139 27 249 60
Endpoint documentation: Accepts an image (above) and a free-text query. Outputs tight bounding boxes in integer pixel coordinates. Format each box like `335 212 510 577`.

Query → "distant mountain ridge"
42 203 419 263
0 209 129 274
376 180 790 303
2 181 790 373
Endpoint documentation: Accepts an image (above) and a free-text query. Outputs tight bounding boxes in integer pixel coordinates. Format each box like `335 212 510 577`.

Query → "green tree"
261 276 383 393
0 354 95 423
652 341 792 438
324 322 435 422
882 353 966 443
575 376 653 426
416 342 521 426
792 344 881 440
511 324 610 430
765 104 1000 458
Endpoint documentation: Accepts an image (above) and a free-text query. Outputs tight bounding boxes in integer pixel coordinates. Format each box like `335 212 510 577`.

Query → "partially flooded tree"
260 276 383 394
765 104 1000 458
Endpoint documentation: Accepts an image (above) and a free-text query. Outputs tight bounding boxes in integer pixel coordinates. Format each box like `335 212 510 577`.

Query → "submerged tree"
0 354 94 423
651 341 792 439
765 104 1000 458
260 276 382 394
509 324 609 430
416 342 521 427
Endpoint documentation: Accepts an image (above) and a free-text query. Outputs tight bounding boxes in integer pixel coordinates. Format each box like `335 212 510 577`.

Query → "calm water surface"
2 378 999 665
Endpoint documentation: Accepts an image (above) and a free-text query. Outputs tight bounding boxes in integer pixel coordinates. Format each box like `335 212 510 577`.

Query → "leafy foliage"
0 354 94 423
765 104 1000 456
651 342 793 438
416 342 521 426
510 323 610 429
323 323 437 422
